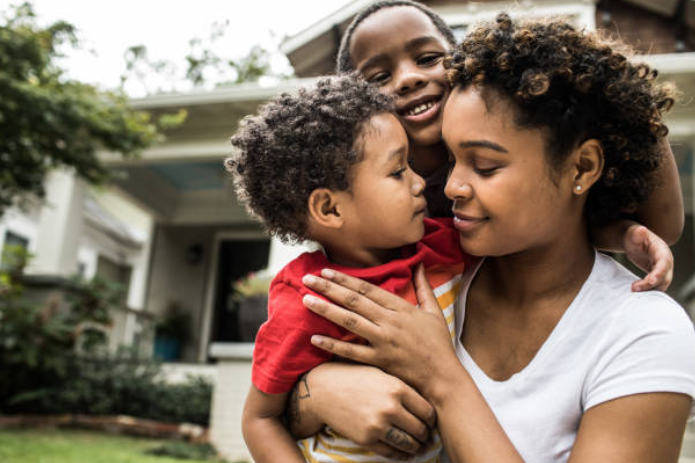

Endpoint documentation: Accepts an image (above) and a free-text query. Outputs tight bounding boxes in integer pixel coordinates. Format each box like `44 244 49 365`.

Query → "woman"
292 14 695 463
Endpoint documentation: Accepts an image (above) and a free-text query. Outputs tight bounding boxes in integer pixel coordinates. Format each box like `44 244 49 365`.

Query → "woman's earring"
575 185 582 193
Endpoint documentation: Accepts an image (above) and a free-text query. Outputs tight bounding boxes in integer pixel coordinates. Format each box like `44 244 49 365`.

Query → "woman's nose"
445 169 474 201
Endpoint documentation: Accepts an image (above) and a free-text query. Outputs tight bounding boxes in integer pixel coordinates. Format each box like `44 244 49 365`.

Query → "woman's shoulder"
588 252 694 340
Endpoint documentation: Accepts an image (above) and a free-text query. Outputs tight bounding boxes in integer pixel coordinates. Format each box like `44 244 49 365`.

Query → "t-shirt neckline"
455 250 599 386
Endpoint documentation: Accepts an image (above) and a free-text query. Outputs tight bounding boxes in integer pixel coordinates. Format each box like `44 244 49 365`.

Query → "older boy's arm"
591 139 681 291
593 138 683 248
633 137 684 245
242 385 306 463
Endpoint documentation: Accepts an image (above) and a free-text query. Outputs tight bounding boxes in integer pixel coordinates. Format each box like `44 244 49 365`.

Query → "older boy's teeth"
407 101 435 116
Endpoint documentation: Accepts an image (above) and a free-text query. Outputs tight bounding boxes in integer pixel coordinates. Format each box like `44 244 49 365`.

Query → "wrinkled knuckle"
341 343 354 358
357 281 371 296
345 292 360 309
344 315 359 330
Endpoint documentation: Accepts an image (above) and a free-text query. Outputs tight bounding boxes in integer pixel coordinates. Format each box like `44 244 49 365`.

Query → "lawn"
0 428 234 463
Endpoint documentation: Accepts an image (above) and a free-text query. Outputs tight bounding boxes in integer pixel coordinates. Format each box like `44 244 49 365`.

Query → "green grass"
0 428 233 463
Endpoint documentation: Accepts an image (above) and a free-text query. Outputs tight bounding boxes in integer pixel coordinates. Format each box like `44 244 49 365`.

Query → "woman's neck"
477 228 596 309
410 141 449 178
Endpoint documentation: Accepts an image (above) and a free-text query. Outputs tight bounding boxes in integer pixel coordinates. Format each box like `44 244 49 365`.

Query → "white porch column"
28 170 84 277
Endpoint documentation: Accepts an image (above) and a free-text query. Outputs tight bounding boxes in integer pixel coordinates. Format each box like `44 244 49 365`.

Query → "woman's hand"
287 362 436 459
302 264 460 396
623 222 674 292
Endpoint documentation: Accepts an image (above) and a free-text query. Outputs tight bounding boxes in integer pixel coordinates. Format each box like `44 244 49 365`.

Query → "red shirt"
252 217 469 394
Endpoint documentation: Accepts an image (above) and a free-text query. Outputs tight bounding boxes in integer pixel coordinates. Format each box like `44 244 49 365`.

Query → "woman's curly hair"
336 0 457 73
445 13 676 227
226 75 394 243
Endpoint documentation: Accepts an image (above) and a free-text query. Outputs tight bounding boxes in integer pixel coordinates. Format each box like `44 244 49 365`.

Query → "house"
1 0 693 460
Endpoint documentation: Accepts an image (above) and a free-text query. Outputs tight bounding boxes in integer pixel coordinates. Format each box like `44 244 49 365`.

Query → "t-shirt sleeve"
251 281 346 394
583 293 695 418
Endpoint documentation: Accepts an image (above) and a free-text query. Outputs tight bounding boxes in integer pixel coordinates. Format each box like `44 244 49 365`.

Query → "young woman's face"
349 6 451 148
442 86 578 257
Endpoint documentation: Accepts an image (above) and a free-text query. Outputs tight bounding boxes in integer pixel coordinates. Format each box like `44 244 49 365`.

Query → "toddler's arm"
242 385 306 463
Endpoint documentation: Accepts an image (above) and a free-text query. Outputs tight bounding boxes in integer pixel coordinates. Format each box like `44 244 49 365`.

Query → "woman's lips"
453 214 488 232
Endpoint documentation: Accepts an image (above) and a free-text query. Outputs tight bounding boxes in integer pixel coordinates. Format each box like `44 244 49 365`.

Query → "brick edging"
0 414 209 443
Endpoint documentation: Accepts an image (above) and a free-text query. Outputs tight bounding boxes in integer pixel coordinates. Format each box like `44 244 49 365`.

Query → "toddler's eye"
391 167 407 179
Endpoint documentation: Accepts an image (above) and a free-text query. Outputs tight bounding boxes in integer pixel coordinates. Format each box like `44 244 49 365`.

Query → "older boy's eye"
368 72 389 85
416 53 443 66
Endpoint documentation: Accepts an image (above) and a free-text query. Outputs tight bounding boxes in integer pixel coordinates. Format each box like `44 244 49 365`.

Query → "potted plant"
153 303 190 361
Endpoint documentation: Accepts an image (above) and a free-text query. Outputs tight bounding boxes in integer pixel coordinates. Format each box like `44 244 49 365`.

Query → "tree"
122 20 293 93
0 3 185 216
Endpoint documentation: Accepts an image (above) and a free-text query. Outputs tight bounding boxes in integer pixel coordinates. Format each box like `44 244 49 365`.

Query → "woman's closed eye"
473 165 500 176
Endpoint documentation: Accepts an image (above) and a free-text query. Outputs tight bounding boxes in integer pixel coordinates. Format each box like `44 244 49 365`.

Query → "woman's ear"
572 139 604 194
307 188 344 229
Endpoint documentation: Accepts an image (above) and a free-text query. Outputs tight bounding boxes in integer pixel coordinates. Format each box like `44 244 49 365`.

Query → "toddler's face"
338 113 427 255
349 6 451 149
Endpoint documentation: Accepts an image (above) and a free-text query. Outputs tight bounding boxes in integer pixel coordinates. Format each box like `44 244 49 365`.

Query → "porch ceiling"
110 161 252 226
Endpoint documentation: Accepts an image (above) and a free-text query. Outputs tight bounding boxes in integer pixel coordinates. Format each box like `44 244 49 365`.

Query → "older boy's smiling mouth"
399 95 443 122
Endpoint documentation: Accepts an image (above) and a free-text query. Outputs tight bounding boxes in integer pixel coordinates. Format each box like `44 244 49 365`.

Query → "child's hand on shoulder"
623 222 674 292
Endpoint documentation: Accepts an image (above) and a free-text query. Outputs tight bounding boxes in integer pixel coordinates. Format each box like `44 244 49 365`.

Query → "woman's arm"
285 362 436 459
302 267 692 463
569 392 691 462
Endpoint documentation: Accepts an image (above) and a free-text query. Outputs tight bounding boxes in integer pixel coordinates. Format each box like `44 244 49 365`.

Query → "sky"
0 0 352 96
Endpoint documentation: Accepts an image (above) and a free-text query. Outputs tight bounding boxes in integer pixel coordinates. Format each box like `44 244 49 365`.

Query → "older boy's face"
350 7 451 149
337 113 427 262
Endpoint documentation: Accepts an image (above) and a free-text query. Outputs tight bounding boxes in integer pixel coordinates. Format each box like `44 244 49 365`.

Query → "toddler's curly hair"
445 14 676 227
226 75 394 243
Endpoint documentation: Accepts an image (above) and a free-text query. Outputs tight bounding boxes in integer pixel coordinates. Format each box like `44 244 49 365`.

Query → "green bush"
0 246 212 426
5 350 212 426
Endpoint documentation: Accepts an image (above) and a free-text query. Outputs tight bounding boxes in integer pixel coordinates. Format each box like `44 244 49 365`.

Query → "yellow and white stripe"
297 274 462 462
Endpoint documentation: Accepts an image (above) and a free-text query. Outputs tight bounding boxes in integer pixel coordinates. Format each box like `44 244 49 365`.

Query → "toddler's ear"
307 188 343 229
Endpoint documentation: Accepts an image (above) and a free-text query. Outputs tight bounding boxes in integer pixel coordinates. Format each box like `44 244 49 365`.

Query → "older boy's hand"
624 222 674 292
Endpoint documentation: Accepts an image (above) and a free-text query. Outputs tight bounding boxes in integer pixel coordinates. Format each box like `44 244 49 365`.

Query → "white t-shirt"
447 252 695 463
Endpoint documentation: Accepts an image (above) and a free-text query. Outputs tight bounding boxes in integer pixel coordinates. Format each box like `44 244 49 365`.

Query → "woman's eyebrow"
459 140 508 153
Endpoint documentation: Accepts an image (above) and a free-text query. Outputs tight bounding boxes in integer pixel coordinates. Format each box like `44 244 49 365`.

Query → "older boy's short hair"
445 13 676 227
336 0 457 74
226 75 394 243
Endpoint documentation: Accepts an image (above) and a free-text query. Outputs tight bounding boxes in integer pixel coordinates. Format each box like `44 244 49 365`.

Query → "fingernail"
320 268 335 279
303 294 319 306
303 274 317 285
311 335 324 346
